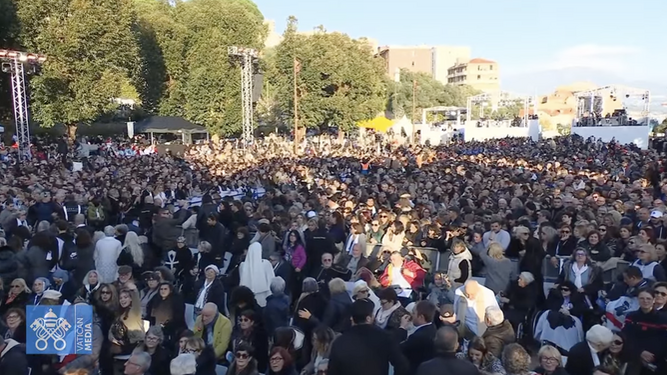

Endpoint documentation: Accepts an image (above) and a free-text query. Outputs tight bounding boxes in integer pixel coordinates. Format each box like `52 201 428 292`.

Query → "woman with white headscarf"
351 280 381 315
240 242 275 307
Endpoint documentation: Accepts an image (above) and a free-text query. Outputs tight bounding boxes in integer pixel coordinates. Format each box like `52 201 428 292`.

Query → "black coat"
191 278 225 314
0 339 28 375
0 292 28 317
565 341 601 375
328 324 410 375
71 244 95 286
397 323 437 374
318 292 352 333
416 353 480 375
0 246 22 284
293 292 327 337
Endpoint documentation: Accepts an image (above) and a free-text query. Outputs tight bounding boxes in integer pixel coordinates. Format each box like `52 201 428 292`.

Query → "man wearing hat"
113 265 135 291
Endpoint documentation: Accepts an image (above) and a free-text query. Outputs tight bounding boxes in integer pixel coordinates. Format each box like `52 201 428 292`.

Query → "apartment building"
447 58 500 92
432 46 470 84
377 45 470 84
377 46 434 77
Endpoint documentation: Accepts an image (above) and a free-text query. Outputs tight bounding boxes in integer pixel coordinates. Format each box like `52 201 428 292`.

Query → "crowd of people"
0 132 666 375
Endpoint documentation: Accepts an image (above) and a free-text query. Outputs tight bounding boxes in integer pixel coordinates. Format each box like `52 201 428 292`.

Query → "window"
477 75 481 80
490 65 494 70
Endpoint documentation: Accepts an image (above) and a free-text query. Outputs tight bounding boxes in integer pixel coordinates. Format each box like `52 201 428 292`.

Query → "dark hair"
414 300 437 322
235 342 254 356
75 229 93 248
269 347 293 368
623 266 643 280
467 336 488 356
239 309 258 323
350 299 374 324
230 286 257 310
287 230 303 246
55 220 69 232
258 223 271 233
206 213 218 221
377 287 398 303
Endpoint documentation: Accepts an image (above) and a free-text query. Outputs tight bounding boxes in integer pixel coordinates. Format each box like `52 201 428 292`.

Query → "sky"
253 0 667 83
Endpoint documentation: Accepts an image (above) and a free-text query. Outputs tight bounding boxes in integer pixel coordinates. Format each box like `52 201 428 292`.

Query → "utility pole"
412 79 417 144
293 57 301 155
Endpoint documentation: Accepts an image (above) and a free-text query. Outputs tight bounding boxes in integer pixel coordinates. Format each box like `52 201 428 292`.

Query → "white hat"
306 211 317 219
42 290 62 300
204 265 219 275
651 210 663 219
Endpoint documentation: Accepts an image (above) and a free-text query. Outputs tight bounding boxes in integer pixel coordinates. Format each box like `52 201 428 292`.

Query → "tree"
175 0 266 135
387 69 480 121
0 0 19 124
14 0 142 136
653 118 667 134
269 17 387 131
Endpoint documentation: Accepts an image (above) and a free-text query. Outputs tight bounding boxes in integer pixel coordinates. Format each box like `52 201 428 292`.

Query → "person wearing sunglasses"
653 282 667 311
0 278 30 316
227 342 259 375
630 244 667 282
599 331 629 375
231 310 268 373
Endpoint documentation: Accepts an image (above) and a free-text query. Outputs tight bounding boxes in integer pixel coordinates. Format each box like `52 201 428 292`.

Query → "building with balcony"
432 46 470 84
447 58 500 92
377 45 470 84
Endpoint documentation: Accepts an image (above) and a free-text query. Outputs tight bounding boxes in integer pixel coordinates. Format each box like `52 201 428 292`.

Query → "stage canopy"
136 116 208 134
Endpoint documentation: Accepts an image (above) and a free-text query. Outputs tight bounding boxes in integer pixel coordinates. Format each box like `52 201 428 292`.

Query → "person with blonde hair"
469 241 515 294
534 345 566 375
630 244 666 281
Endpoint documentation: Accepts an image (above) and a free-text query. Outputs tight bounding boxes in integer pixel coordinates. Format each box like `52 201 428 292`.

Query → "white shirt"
345 234 359 254
390 267 412 298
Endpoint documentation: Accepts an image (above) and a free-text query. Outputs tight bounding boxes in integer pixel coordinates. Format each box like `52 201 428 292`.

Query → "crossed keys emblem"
30 308 71 351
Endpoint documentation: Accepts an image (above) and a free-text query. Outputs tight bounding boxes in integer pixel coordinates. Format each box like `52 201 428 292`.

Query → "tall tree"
270 17 386 131
134 0 187 115
14 0 142 135
176 0 266 135
0 0 19 125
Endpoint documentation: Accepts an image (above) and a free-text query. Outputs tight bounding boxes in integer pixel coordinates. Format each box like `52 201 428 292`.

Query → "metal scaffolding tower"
228 46 258 145
1 49 46 159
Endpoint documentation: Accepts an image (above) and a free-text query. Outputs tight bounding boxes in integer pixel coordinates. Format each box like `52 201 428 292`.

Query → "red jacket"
379 260 426 290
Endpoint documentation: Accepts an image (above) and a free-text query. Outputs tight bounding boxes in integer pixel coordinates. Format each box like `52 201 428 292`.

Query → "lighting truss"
228 46 258 145
575 85 651 123
0 49 46 159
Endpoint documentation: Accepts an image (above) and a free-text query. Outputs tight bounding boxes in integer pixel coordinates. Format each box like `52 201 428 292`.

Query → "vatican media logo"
26 305 93 355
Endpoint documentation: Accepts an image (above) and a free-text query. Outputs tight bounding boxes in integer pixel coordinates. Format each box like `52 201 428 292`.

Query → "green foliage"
14 0 141 128
268 17 387 131
387 69 480 121
654 118 667 134
174 0 266 135
556 123 570 135
0 0 20 123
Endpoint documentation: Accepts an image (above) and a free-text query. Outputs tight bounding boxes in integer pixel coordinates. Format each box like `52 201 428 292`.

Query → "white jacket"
94 236 123 283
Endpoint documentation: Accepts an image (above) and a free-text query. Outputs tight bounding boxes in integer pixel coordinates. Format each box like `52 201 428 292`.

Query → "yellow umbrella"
357 116 394 132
